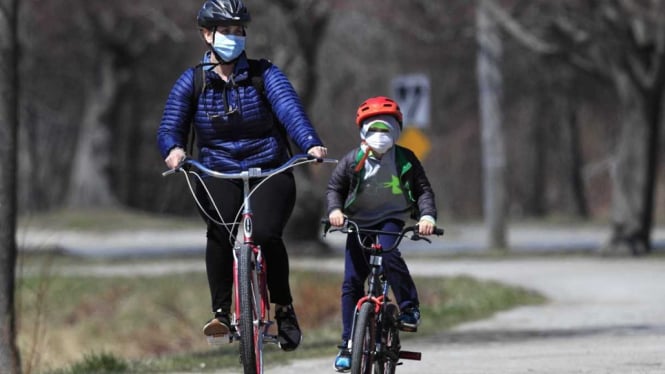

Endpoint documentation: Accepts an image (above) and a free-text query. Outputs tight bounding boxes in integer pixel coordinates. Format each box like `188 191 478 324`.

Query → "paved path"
18 224 665 257
267 257 665 374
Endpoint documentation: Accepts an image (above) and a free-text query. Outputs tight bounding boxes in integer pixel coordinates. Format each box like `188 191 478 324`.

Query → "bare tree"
66 3 186 208
489 0 665 255
477 0 509 249
0 0 22 371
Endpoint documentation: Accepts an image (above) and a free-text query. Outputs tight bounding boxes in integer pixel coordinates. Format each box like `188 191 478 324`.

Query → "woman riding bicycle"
326 96 437 372
157 0 327 352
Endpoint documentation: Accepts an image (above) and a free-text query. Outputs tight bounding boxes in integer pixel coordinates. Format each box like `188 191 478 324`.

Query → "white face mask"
364 132 394 154
212 33 245 62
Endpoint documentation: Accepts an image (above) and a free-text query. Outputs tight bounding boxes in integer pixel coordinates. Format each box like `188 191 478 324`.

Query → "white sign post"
391 74 430 128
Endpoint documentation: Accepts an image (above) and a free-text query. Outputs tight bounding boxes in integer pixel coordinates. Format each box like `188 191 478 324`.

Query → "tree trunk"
527 103 547 217
476 0 509 250
0 0 23 371
66 52 119 208
605 68 662 255
560 100 589 218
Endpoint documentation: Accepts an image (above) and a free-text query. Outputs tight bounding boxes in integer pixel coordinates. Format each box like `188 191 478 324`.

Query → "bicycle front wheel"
238 244 262 374
351 302 377 374
380 304 400 374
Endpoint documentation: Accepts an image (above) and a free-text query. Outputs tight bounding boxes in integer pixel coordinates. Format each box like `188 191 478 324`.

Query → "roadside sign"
397 127 431 161
391 74 430 128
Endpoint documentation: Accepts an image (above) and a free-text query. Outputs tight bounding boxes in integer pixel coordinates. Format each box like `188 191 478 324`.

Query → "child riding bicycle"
326 96 438 372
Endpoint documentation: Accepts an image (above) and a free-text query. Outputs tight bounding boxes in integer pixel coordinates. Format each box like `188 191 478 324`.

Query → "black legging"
195 171 296 313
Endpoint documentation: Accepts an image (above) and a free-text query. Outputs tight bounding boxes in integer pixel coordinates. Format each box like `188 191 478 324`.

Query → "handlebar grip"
162 168 179 177
434 227 444 236
161 157 191 177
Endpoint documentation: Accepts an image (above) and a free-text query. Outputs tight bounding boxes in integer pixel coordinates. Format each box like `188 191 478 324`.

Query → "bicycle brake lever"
321 219 331 238
411 233 432 243
162 167 182 177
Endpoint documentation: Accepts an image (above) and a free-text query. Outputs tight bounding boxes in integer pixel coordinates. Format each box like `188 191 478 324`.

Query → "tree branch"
483 0 559 55
614 0 665 90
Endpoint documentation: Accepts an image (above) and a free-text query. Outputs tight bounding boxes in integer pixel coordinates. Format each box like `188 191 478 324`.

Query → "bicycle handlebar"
162 154 338 179
321 218 444 252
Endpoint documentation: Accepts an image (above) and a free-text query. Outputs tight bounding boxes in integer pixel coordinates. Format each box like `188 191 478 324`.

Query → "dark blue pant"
340 219 420 341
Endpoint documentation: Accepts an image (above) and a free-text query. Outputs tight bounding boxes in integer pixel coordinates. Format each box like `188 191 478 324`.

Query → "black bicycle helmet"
197 0 251 28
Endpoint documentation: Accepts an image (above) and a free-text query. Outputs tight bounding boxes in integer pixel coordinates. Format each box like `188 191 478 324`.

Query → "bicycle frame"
164 154 337 374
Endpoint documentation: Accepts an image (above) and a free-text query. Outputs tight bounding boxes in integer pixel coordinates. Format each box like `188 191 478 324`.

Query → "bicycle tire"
380 304 400 374
351 302 377 374
238 244 260 374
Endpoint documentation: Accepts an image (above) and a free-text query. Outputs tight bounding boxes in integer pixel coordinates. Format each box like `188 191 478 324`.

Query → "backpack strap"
187 64 206 157
247 59 269 96
247 58 293 156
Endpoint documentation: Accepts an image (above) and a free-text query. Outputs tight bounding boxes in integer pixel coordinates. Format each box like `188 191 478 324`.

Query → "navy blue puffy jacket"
157 53 323 172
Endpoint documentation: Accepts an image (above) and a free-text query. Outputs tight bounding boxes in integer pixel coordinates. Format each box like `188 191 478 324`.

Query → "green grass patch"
18 256 544 373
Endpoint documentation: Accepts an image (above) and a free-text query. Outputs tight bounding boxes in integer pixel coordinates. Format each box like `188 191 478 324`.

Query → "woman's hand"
165 147 186 169
328 209 345 227
307 145 328 158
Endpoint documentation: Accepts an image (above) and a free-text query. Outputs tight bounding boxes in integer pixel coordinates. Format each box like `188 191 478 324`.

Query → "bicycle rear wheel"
351 302 377 374
238 244 262 374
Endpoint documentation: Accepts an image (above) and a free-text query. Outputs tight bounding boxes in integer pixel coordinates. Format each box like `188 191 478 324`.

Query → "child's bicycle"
163 154 337 374
322 218 444 374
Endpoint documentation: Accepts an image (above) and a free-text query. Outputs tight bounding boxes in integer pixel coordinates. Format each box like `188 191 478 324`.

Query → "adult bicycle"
322 218 444 374
164 154 337 374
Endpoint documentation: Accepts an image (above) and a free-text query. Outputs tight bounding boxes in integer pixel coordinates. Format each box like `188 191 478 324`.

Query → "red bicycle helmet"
355 96 403 128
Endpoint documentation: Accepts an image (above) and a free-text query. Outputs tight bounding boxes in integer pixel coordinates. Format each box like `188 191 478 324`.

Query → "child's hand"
418 218 435 236
328 209 345 227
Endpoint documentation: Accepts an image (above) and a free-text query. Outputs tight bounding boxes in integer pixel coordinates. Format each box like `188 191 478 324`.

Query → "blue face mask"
212 33 245 62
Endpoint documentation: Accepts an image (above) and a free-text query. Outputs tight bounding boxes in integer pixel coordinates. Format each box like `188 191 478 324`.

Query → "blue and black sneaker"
398 307 421 332
333 340 351 372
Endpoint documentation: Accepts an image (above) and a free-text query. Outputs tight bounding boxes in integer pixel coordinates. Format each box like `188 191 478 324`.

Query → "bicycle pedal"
263 334 280 345
398 350 422 360
399 325 418 333
206 334 232 346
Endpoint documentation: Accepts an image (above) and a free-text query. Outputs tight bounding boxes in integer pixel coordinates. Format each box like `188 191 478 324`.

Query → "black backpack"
186 58 292 157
